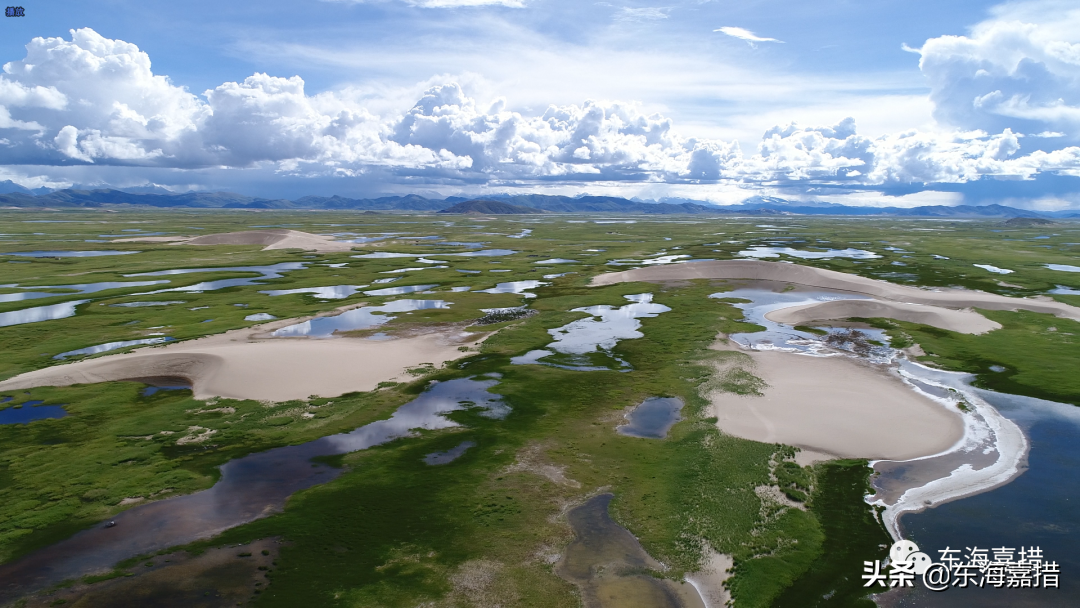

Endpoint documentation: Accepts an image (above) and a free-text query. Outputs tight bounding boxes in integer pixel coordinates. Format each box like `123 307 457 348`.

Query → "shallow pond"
53 338 175 360
423 440 477 465
0 299 90 328
0 281 170 303
2 251 140 258
381 266 445 273
617 398 684 439
244 313 276 322
363 284 438 296
737 246 880 260
476 280 548 297
534 258 579 264
108 300 186 308
271 299 449 338
557 494 703 608
129 263 309 294
0 401 68 424
353 249 516 259
512 293 670 371
259 285 368 299
0 378 506 596
973 264 1013 274
1045 264 1080 272
1048 285 1080 295
714 288 857 346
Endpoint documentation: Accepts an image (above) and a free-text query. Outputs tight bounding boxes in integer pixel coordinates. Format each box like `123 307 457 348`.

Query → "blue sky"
0 0 1078 208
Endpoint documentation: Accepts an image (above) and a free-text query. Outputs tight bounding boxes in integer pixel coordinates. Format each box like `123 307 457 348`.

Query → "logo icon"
890 540 933 575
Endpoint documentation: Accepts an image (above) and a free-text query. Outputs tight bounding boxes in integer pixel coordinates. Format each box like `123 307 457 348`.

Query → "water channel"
0 377 507 600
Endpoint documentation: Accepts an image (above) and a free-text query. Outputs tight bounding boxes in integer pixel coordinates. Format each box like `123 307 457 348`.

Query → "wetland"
0 209 1077 607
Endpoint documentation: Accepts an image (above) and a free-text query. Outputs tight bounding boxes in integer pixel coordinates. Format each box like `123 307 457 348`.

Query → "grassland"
1 209 1077 606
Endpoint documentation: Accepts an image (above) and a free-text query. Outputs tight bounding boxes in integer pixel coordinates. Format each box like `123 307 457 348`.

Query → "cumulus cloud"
714 26 784 46
1 27 1080 193
915 5 1080 140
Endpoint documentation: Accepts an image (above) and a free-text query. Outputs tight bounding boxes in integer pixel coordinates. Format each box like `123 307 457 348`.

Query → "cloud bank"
0 15 1078 199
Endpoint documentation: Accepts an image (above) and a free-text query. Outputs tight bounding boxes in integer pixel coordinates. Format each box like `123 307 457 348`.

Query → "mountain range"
1 183 1077 219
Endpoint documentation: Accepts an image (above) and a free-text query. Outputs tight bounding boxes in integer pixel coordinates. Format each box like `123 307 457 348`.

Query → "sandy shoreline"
0 310 483 401
869 363 1028 539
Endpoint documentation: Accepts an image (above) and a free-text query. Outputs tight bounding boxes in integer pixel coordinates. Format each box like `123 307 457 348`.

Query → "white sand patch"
592 260 1080 322
503 444 581 488
765 299 1001 335
187 407 236 415
755 484 807 511
176 426 216 445
793 448 836 466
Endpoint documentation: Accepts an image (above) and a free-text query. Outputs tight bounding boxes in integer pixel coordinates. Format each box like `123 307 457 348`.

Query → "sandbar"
593 260 1080 322
708 345 964 460
765 299 1001 334
115 229 354 253
0 314 482 401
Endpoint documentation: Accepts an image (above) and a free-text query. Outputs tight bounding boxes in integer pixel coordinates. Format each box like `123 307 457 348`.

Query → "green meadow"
1 210 1077 606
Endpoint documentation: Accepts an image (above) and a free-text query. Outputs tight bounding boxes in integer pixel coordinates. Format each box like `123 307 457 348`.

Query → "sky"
0 0 1078 208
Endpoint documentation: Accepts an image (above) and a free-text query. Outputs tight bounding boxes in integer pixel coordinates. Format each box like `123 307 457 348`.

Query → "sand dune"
183 229 354 252
766 299 1001 334
593 260 1080 322
0 317 482 401
115 229 353 252
708 346 964 460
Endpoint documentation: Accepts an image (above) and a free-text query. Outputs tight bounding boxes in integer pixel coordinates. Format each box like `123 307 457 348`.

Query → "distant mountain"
438 199 545 214
891 204 1041 218
482 194 768 215
116 185 183 195
0 187 1072 219
0 180 33 195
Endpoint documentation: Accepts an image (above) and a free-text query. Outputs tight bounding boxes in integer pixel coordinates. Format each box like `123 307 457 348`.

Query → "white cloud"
1 27 1080 197
616 7 671 22
915 4 1080 140
714 26 783 45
